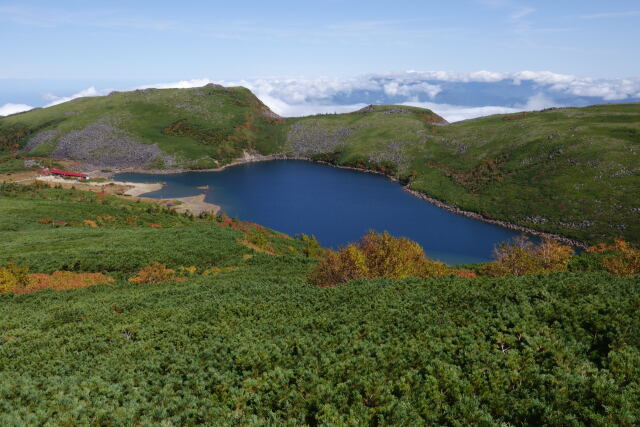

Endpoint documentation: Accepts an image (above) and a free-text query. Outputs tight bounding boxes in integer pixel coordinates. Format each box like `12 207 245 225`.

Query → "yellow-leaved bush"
129 263 185 284
479 236 574 277
0 262 30 294
308 231 451 286
600 240 640 276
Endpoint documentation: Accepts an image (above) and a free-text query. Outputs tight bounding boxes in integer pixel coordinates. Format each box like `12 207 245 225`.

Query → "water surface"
116 160 524 264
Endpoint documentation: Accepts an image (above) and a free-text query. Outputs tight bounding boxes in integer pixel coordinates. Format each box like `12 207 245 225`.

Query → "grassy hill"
283 104 640 244
1 184 639 424
0 85 284 169
1 86 638 244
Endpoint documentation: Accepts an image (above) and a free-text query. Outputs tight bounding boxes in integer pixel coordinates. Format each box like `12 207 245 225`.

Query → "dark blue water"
115 160 524 264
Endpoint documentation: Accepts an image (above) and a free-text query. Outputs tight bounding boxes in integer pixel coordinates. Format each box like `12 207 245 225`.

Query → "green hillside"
0 85 285 169
1 86 638 243
1 184 639 424
283 104 640 244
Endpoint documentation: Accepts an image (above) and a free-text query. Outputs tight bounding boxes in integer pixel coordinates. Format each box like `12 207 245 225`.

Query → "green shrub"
295 233 324 258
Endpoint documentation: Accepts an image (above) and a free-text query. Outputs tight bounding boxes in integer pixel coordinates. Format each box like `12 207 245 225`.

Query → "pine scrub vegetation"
1 184 640 424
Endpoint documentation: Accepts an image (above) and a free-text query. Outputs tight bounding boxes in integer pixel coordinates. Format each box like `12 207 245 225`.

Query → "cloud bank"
2 71 639 121
43 86 110 107
0 103 34 116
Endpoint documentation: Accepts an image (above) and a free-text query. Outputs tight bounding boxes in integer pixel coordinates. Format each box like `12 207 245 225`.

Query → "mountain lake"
115 160 527 264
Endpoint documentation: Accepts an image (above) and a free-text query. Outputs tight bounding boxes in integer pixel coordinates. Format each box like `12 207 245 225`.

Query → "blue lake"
115 160 524 264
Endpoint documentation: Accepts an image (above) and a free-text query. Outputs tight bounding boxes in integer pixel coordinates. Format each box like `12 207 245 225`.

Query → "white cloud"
126 71 640 106
260 99 368 117
4 70 639 123
43 86 109 107
402 101 520 122
520 93 559 110
254 97 521 123
137 79 213 90
382 81 441 98
0 103 33 117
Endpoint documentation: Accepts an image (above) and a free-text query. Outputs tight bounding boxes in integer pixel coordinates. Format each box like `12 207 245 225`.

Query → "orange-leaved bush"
128 263 185 284
308 244 369 286
23 271 114 294
308 231 450 286
480 236 574 277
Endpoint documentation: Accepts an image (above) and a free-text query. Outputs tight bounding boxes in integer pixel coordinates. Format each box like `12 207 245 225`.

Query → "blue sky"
1 0 639 119
2 0 639 79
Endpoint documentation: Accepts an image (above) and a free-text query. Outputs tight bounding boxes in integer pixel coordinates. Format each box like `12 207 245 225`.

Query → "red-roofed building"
44 168 89 180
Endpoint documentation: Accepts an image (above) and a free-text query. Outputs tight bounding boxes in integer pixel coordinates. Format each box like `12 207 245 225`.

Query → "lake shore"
100 154 588 248
28 175 220 216
170 194 220 215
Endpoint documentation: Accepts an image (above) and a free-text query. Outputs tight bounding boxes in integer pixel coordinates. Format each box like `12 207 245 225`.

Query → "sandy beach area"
35 175 163 197
170 194 220 215
32 175 219 215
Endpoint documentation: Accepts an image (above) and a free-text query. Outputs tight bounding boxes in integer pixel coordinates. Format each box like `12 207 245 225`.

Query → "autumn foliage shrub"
452 269 477 278
598 240 640 276
0 261 30 294
1 263 114 294
295 234 324 258
129 262 185 284
23 272 114 294
480 236 574 277
308 231 451 286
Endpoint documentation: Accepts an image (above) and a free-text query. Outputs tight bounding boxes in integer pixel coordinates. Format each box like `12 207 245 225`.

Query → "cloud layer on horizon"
0 103 34 116
2 70 639 122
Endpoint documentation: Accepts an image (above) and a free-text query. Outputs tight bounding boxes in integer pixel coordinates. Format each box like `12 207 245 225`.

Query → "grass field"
0 184 639 424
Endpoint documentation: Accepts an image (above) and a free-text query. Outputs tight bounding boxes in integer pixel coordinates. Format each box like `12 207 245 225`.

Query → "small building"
45 168 89 180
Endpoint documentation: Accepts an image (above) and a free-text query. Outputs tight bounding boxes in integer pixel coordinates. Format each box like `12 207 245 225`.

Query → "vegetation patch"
587 239 640 276
479 236 574 276
23 271 113 293
1 262 113 294
128 262 186 284
0 184 639 424
309 231 459 286
429 156 506 193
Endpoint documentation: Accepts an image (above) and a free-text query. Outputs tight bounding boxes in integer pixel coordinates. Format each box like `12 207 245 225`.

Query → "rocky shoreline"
100 154 588 248
402 188 587 248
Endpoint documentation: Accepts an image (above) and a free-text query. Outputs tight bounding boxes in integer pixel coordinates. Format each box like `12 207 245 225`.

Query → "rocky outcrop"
52 118 176 168
261 108 281 120
287 121 357 156
20 130 59 153
367 141 411 169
